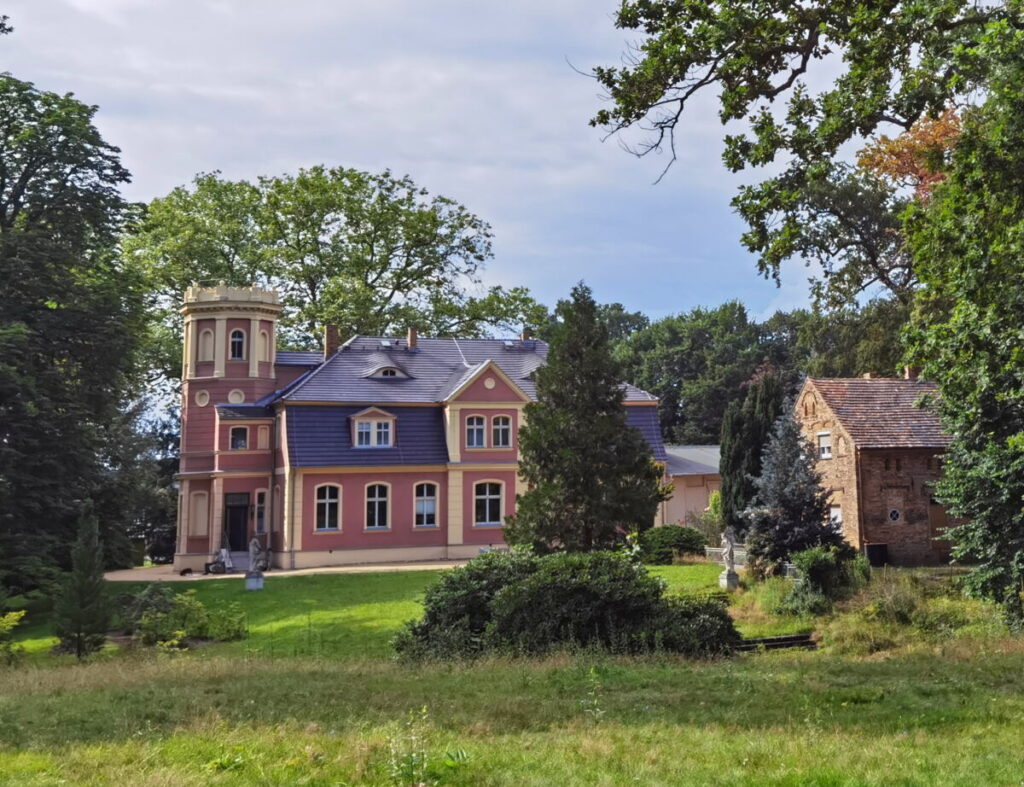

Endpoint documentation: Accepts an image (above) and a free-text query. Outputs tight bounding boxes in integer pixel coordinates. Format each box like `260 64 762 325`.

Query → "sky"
3 0 814 321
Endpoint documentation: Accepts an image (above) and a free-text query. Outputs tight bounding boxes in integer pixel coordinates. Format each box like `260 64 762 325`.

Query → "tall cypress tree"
505 283 668 552
53 504 111 660
744 408 848 574
719 373 784 535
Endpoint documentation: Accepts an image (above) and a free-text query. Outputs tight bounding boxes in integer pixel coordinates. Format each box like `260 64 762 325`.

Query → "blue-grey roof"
626 406 667 462
286 405 450 467
664 445 720 476
280 336 657 404
217 404 274 420
276 350 322 366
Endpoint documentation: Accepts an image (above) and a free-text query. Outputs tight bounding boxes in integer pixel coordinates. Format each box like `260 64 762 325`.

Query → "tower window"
230 330 245 360
229 427 248 450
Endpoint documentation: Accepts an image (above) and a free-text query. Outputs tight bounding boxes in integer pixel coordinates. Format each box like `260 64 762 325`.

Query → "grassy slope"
4 565 1023 785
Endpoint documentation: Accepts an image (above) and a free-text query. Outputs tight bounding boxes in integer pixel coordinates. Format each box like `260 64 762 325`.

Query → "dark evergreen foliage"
638 524 706 565
53 505 111 660
744 407 849 575
505 283 668 552
720 373 785 535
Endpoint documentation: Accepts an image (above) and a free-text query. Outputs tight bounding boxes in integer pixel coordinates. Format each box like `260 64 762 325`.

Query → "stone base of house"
172 544 498 573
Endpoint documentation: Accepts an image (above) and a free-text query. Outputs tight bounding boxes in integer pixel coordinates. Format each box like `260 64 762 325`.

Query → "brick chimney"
520 327 534 342
863 372 879 379
324 324 340 360
407 327 418 351
904 365 921 380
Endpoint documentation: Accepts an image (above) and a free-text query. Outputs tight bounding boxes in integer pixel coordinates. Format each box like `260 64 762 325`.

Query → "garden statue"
719 527 739 590
248 537 262 571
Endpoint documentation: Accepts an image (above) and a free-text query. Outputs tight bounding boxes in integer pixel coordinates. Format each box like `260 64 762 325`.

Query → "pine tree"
505 283 668 552
53 504 111 660
743 406 848 574
719 373 784 535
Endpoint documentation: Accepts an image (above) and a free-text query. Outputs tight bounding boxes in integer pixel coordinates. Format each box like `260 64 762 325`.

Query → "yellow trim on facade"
447 469 464 545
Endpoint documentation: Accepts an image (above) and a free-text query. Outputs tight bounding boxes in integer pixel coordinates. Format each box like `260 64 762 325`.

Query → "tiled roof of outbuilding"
808 378 950 449
664 445 720 476
275 350 322 366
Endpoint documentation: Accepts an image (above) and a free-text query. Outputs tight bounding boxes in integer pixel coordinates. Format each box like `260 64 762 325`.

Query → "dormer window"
230 330 245 360
381 368 397 377
368 366 407 379
352 408 396 448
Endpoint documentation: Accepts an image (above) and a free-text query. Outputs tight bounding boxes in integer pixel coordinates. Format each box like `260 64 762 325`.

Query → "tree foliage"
128 169 544 381
505 283 669 552
0 73 147 597
53 505 111 660
904 26 1024 624
719 372 784 534
744 407 847 575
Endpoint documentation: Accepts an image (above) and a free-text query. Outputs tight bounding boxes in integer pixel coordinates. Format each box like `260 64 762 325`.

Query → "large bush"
134 589 247 647
639 525 706 565
775 545 867 616
395 550 739 660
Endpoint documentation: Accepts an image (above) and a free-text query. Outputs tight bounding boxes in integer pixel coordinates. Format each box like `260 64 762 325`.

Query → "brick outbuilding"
795 373 953 565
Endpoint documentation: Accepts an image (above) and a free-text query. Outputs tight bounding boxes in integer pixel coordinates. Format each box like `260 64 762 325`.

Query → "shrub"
774 583 833 617
119 583 176 635
689 490 725 543
639 525 706 565
137 590 247 647
791 545 866 600
484 552 669 654
0 610 26 667
393 550 540 660
397 550 739 660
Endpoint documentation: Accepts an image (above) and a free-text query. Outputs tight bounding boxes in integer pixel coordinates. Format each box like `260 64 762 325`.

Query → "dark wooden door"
225 493 250 551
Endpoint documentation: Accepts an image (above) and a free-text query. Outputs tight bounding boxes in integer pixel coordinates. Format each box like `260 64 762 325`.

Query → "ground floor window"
255 490 267 533
366 483 389 529
474 482 502 526
316 485 340 530
415 482 437 527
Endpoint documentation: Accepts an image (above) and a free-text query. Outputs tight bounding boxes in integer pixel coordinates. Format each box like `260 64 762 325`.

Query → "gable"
447 362 530 403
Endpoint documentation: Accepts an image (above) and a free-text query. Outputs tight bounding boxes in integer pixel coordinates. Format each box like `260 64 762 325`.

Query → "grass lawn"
3 563 1022 785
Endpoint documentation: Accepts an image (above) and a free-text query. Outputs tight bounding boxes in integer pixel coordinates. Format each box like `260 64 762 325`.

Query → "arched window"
366 484 389 529
315 485 340 530
198 329 215 362
474 482 503 527
414 482 438 528
492 415 512 448
259 330 270 362
466 415 485 448
230 329 245 360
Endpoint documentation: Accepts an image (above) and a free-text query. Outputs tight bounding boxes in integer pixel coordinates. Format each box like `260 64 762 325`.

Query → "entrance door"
225 493 250 551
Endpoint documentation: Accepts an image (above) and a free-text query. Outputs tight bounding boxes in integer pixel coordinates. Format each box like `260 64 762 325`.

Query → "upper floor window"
316 485 340 530
198 329 214 362
466 416 486 448
366 484 389 529
380 368 397 377
230 330 245 360
355 417 393 447
229 426 248 450
829 504 842 527
817 433 832 460
474 482 503 527
414 482 438 528
492 415 512 448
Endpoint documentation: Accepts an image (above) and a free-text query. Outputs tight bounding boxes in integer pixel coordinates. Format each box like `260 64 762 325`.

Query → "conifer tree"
743 407 847 574
505 283 668 552
54 504 111 660
719 373 784 535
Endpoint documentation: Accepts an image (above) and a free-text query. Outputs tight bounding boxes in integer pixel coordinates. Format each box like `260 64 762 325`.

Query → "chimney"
904 365 921 380
863 372 878 380
520 327 534 342
407 327 418 351
324 324 340 360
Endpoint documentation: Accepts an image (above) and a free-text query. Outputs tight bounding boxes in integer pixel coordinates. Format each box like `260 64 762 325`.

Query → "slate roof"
280 336 658 404
276 350 322 366
626 406 667 462
664 445 720 476
808 378 950 449
286 405 449 467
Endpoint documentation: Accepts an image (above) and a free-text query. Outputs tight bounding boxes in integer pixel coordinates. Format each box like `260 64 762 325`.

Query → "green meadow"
3 564 1024 786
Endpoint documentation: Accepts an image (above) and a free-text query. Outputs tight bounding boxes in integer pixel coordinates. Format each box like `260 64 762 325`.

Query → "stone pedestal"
719 569 739 591
245 570 264 591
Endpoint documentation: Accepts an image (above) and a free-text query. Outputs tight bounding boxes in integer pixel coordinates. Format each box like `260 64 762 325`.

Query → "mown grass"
4 564 1022 785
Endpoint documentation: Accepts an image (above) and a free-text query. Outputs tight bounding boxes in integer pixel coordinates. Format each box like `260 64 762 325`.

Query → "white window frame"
817 432 833 460
474 481 503 527
414 482 438 528
353 416 395 448
491 415 512 448
229 426 248 450
829 504 842 527
229 329 246 361
315 484 341 531
365 483 390 530
466 415 486 448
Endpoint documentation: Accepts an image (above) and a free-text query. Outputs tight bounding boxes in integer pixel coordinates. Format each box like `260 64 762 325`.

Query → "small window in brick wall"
817 433 832 459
